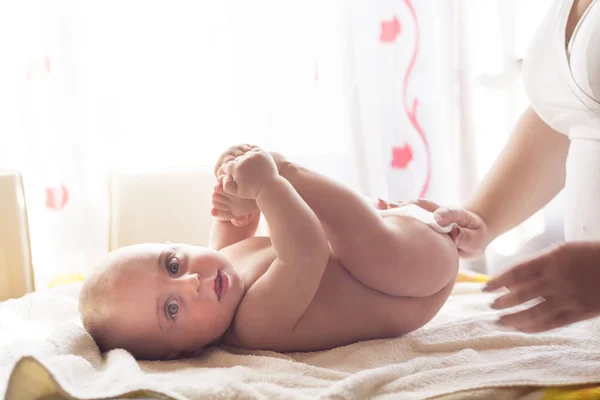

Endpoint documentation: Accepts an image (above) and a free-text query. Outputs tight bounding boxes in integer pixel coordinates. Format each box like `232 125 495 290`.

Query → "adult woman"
382 0 600 333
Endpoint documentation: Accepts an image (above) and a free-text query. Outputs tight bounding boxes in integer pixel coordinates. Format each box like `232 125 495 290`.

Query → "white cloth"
523 0 600 241
3 284 600 400
379 204 455 234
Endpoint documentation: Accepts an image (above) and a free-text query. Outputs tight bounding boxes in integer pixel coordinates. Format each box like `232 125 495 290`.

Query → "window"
75 2 352 170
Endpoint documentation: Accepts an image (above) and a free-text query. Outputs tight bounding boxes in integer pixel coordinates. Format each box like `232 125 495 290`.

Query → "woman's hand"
485 242 600 332
376 198 488 258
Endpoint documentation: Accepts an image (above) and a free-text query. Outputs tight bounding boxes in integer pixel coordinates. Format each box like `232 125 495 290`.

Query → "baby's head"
79 243 244 360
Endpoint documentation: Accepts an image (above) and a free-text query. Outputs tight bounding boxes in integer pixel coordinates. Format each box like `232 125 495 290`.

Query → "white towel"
2 283 600 400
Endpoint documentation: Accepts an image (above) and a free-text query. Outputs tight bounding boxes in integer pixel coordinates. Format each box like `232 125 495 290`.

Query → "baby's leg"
279 162 458 297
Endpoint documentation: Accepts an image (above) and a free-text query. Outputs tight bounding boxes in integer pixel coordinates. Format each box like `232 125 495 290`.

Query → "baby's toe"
212 209 234 220
213 191 230 204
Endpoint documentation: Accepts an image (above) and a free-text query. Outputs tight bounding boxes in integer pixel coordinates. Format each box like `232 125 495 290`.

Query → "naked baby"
79 145 459 360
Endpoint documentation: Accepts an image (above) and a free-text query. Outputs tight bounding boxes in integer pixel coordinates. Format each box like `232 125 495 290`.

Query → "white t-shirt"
522 0 600 240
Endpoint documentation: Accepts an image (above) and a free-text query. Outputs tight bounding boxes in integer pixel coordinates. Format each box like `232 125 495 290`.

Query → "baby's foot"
211 176 259 226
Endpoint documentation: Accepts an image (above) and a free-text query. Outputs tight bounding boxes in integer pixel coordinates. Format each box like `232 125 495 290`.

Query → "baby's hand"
211 177 259 226
214 144 256 178
219 147 278 199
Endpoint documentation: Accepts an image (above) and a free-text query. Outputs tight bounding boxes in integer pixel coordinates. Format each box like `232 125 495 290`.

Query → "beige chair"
0 170 34 301
108 167 217 250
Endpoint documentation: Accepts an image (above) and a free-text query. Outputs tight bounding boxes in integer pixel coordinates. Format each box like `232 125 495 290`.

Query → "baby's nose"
181 273 201 294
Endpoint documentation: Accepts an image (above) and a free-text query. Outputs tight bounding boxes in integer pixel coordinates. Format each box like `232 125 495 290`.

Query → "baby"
79 145 459 360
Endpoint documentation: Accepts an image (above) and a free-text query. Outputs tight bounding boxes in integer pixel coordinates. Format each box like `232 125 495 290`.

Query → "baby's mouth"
215 271 222 300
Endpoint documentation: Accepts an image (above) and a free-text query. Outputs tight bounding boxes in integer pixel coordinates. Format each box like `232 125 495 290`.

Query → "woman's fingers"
453 227 485 255
376 198 393 210
410 198 441 212
449 226 460 243
499 298 592 333
434 207 477 228
484 255 544 292
497 299 556 330
520 309 595 333
491 279 547 309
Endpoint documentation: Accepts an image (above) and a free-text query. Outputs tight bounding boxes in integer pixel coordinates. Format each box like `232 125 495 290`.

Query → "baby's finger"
222 175 238 196
240 144 253 153
433 207 472 228
215 155 235 177
222 161 236 176
376 198 396 210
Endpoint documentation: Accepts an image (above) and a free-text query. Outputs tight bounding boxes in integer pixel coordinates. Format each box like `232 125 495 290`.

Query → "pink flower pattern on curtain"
379 0 431 199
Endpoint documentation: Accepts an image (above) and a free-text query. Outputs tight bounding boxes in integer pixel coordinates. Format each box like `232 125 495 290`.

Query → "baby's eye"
166 257 180 275
165 299 179 319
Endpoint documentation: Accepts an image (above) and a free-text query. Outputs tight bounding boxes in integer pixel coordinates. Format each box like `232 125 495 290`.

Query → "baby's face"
103 243 244 359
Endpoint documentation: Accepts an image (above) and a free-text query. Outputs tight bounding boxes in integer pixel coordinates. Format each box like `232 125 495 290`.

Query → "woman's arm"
465 106 570 244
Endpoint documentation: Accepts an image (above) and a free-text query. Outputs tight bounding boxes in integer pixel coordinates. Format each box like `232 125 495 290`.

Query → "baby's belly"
564 139 600 241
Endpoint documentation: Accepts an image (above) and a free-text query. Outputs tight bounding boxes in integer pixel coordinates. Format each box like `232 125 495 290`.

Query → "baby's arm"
219 149 329 342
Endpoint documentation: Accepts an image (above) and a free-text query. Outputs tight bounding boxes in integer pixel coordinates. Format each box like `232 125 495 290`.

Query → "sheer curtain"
344 0 463 204
347 0 564 274
3 0 544 289
0 1 363 289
